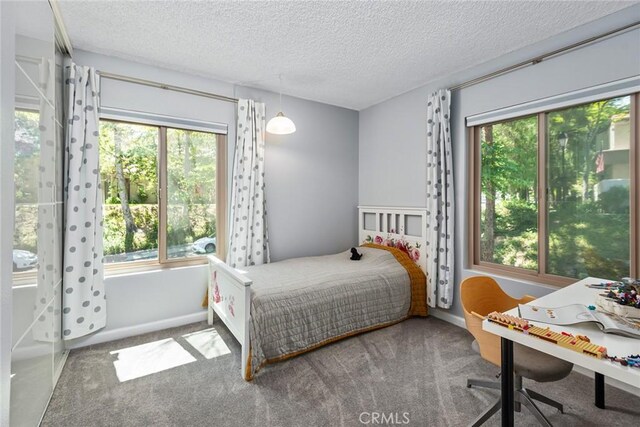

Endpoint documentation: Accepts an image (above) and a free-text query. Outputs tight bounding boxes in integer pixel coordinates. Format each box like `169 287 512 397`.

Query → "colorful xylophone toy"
487 311 608 359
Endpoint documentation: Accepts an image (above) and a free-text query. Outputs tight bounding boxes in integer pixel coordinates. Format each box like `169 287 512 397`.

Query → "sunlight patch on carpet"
182 327 231 360
110 338 196 382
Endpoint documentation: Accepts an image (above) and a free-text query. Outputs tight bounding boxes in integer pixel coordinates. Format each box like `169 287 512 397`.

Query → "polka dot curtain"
227 99 270 268
425 89 454 309
62 64 106 340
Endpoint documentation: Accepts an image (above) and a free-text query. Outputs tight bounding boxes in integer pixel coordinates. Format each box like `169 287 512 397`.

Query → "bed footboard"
207 255 252 379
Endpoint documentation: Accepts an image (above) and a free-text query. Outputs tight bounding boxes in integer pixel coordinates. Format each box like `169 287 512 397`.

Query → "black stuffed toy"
350 247 362 261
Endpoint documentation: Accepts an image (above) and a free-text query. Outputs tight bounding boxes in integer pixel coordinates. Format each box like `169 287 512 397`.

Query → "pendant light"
266 75 296 135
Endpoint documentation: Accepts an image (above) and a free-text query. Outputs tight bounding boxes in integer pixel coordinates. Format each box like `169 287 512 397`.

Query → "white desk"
482 277 640 427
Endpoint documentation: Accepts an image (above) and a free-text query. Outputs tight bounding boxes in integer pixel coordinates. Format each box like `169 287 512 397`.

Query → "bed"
207 206 429 380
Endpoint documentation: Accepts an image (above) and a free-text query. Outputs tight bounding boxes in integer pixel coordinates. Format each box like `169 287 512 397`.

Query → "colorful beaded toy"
487 312 608 359
486 312 640 369
606 354 640 368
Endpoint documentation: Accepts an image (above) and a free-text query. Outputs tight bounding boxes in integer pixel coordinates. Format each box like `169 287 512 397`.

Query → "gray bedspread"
245 246 411 377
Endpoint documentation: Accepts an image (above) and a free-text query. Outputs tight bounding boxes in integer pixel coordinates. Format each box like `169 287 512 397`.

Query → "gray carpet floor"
42 317 640 427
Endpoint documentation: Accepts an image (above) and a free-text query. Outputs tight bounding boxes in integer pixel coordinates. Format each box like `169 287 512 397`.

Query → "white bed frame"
357 205 428 274
207 206 428 379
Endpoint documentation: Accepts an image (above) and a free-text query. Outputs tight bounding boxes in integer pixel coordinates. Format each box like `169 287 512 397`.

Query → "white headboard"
358 206 428 274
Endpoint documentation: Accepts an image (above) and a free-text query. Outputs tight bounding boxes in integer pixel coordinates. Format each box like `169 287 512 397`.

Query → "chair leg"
469 397 501 427
526 388 564 414
518 389 553 427
514 375 522 413
467 378 501 390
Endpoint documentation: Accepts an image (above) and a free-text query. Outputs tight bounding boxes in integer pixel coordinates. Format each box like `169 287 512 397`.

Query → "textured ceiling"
58 1 636 110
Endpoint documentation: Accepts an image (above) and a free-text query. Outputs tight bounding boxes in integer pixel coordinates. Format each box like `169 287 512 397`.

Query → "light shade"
266 112 296 135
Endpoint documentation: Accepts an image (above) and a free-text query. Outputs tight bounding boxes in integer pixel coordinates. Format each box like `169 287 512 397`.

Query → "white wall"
359 6 640 319
68 265 211 348
69 50 359 347
235 84 360 261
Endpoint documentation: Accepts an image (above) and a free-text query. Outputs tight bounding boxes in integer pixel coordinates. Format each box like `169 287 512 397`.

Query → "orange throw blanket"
362 243 428 317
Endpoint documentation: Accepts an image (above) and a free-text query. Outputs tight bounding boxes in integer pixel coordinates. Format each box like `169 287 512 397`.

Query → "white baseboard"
65 311 208 349
428 308 638 395
429 308 466 329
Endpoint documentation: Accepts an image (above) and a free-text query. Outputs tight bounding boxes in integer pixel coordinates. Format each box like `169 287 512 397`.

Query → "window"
470 93 639 284
13 110 42 277
13 103 64 286
99 120 226 269
165 128 219 260
478 116 538 270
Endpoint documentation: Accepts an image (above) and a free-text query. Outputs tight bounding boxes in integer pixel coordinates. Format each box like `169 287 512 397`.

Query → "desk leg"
595 373 605 409
501 338 515 427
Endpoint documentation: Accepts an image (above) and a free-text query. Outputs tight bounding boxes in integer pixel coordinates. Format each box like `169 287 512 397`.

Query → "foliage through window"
166 128 218 260
99 120 224 267
100 121 159 262
13 110 41 274
479 116 538 270
473 94 638 283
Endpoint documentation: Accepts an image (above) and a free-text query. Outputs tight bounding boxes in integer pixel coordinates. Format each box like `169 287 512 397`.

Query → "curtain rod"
450 20 640 91
96 71 239 104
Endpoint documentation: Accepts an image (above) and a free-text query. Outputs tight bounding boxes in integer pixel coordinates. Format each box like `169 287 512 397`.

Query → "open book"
518 304 640 339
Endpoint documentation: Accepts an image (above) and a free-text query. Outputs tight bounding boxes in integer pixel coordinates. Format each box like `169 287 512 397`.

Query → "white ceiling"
58 1 636 110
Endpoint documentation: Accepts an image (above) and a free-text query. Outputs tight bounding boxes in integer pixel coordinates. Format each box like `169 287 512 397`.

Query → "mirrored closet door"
11 0 66 425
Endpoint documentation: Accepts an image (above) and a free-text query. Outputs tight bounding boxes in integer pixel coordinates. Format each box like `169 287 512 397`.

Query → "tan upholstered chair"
461 276 573 427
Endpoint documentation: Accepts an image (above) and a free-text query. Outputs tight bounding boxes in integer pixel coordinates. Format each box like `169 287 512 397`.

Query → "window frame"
468 92 639 287
99 118 227 274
